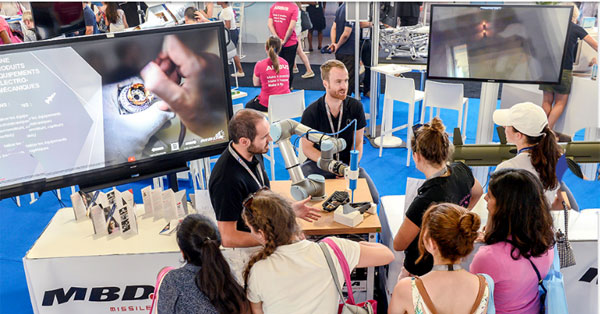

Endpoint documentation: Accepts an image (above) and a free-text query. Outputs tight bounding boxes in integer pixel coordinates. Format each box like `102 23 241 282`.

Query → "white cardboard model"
333 204 364 227
70 192 87 221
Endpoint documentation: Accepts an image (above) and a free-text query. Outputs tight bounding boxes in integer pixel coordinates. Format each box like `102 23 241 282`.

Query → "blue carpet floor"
1 87 598 313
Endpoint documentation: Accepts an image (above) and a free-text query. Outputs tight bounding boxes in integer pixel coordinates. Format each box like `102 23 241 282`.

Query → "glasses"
412 123 429 135
242 186 270 213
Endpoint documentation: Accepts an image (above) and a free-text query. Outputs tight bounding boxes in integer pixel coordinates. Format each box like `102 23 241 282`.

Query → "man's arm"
301 137 321 162
584 34 598 51
354 127 365 162
331 26 352 53
267 18 278 38
217 221 261 248
330 22 337 47
85 25 93 35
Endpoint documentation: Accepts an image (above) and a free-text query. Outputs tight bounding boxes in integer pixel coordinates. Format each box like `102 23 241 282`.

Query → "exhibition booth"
1 2 599 314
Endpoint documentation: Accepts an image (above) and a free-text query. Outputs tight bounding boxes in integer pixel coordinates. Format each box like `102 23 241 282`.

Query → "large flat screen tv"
0 22 232 199
427 4 573 84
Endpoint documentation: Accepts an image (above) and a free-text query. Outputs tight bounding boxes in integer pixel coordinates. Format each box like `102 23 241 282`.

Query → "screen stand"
167 173 179 192
473 82 500 185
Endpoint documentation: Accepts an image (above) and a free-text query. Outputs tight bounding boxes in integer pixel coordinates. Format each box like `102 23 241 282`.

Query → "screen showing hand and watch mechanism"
0 23 231 195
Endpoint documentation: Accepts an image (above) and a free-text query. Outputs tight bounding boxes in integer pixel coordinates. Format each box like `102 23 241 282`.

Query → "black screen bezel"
426 4 574 84
0 22 233 199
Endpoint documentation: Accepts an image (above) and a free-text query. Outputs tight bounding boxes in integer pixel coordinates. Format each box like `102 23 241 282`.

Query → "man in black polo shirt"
210 109 321 247
210 109 321 282
300 60 379 204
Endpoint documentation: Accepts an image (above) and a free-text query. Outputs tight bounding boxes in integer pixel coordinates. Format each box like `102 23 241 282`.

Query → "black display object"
427 4 573 84
0 22 233 199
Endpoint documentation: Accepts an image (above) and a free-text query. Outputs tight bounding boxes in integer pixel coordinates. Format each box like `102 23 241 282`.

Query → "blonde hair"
571 3 580 23
22 11 33 22
320 59 347 81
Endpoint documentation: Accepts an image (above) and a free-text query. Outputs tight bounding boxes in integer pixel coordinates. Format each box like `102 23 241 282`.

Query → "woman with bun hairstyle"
493 102 563 208
242 189 394 314
470 169 555 314
389 203 494 314
158 214 249 314
394 117 483 277
245 36 290 112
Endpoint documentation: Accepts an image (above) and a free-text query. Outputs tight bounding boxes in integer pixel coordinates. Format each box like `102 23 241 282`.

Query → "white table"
24 206 182 314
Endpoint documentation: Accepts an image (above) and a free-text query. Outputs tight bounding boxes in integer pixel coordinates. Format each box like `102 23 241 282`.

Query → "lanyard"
228 142 265 188
428 166 448 180
325 102 343 161
518 146 534 155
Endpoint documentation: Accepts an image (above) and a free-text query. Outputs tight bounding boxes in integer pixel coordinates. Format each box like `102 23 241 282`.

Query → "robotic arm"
270 119 348 201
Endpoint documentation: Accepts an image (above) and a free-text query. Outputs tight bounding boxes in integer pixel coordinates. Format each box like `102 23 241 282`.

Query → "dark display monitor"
0 22 232 198
427 5 573 84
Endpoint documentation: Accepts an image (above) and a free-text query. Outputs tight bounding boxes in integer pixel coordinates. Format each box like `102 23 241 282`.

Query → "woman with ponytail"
470 169 554 313
390 203 494 314
394 117 483 277
242 189 393 314
492 102 563 208
158 214 248 314
245 36 290 112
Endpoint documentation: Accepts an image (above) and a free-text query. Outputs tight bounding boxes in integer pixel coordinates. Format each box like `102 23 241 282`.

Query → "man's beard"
248 142 269 155
329 88 347 100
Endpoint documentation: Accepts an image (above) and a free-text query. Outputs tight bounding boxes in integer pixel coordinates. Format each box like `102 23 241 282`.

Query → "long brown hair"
514 125 562 191
417 203 480 263
411 117 453 166
485 169 555 259
177 214 248 313
266 36 282 74
242 189 301 290
104 2 120 24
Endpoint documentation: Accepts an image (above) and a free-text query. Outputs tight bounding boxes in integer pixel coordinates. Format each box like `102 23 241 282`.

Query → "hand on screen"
140 35 223 137
103 77 175 163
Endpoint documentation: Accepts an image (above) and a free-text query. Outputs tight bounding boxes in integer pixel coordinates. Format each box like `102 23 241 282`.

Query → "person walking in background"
157 214 249 314
218 2 245 78
293 2 315 79
268 2 299 88
0 3 22 44
305 2 326 52
20 11 37 42
470 169 555 314
81 2 99 35
104 2 128 33
397 2 422 26
389 203 494 314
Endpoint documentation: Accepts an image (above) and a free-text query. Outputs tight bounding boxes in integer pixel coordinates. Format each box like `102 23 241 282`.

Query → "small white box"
70 192 87 221
333 204 363 227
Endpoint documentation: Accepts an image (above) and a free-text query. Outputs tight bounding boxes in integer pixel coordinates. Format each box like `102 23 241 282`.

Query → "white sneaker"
301 71 315 79
231 72 245 78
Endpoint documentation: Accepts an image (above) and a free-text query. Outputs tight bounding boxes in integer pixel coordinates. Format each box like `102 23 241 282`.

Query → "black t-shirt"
564 22 589 71
208 144 270 232
301 95 367 165
403 162 475 275
334 3 356 56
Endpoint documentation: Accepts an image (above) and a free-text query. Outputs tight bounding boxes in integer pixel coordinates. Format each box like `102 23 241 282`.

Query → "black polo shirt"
403 162 475 276
208 144 270 232
301 95 367 165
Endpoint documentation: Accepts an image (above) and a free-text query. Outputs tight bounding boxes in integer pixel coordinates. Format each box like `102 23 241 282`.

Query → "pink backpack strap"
322 237 356 305
149 266 175 314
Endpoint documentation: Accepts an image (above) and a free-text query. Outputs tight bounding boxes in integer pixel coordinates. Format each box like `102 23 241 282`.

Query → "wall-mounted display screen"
0 22 232 198
427 5 572 84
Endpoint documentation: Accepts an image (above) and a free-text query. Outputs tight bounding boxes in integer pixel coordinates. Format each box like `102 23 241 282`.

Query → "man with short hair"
329 3 372 97
82 2 99 35
300 60 379 204
209 108 321 281
183 6 207 24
